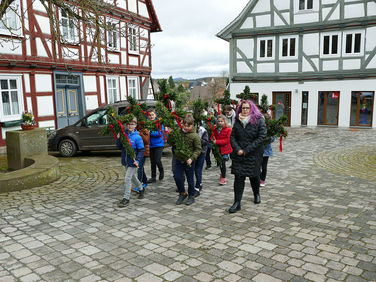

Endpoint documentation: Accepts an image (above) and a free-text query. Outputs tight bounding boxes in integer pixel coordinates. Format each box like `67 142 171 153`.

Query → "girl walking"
213 115 232 185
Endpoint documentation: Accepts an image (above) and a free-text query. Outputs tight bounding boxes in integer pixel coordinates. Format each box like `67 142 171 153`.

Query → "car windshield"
85 109 108 126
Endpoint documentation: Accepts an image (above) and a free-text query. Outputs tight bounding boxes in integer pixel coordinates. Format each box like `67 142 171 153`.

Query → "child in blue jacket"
116 117 145 207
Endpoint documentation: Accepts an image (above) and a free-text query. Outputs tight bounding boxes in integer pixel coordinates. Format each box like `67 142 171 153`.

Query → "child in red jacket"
213 115 233 185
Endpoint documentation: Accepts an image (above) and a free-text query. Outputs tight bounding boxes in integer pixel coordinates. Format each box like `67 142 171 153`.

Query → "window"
299 0 313 10
60 9 78 43
280 36 297 59
258 37 274 60
127 77 138 99
0 1 20 35
350 91 373 126
107 77 119 103
321 32 341 57
343 30 364 56
318 91 339 125
107 22 119 51
128 26 138 52
0 76 23 121
86 109 108 126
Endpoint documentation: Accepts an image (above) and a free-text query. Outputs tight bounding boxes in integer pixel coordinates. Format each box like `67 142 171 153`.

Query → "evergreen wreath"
215 89 238 113
236 86 258 102
99 107 136 159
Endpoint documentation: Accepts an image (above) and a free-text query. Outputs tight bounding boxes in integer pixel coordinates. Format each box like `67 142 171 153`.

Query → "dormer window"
299 0 313 10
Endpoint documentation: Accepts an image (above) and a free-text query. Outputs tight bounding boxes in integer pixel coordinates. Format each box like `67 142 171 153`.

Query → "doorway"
272 92 291 126
350 91 374 127
54 73 84 128
301 91 309 126
318 91 339 125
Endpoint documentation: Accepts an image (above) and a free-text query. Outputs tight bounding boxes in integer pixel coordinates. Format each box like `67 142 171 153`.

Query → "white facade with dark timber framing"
218 0 376 128
0 0 161 146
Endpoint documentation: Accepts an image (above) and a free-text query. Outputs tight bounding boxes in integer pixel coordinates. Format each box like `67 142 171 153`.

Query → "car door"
78 109 117 150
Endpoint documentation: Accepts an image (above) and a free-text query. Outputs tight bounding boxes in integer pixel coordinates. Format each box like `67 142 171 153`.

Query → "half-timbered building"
218 0 376 128
0 0 161 146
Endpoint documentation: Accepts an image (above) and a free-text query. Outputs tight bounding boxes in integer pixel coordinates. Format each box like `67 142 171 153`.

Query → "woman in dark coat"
229 100 267 213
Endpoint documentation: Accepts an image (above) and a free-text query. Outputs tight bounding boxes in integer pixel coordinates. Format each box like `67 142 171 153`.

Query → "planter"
21 124 37 131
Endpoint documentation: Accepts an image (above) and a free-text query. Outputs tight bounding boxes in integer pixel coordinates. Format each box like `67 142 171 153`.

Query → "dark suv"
48 100 156 157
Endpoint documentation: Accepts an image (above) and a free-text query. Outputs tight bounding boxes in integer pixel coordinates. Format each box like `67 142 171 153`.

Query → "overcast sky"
150 0 250 80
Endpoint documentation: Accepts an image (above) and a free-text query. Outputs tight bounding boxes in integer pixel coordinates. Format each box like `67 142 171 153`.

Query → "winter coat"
150 125 165 148
198 126 209 155
263 136 275 157
214 126 233 155
230 117 267 177
139 129 150 157
168 129 202 162
116 130 145 167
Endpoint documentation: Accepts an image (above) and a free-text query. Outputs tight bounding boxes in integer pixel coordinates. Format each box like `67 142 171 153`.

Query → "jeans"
150 147 164 179
260 156 269 181
124 167 142 200
137 156 148 184
205 146 212 167
174 159 196 196
194 153 205 189
220 154 229 178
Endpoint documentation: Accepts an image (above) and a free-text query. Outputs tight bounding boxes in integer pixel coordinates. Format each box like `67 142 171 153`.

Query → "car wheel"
58 139 77 157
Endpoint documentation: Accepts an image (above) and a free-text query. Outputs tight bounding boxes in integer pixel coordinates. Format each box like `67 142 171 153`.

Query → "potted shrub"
21 111 36 130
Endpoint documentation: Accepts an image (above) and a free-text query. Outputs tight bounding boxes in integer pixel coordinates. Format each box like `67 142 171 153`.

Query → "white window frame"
60 8 79 44
127 77 139 99
257 37 275 60
0 0 22 36
320 32 342 58
342 30 365 57
107 20 120 51
106 76 119 104
280 35 298 60
0 75 24 122
128 25 139 54
294 0 317 13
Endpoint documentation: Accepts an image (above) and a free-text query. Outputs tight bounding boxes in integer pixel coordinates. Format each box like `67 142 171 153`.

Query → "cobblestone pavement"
0 127 375 282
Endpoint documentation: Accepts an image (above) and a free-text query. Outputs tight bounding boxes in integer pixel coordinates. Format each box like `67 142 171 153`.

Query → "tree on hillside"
168 76 175 90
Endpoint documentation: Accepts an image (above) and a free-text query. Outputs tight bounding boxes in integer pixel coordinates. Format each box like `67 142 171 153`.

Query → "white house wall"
229 79 376 128
35 74 52 92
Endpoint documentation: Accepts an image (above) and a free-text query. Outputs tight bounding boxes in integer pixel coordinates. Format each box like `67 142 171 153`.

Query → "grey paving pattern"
0 127 375 281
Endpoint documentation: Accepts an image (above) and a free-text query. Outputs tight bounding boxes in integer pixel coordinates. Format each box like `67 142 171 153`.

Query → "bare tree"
0 0 149 64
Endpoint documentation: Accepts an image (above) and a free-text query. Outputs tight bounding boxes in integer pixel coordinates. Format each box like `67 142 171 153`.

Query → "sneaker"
146 178 156 184
185 195 195 205
142 183 148 189
194 189 200 198
176 193 188 205
138 189 145 199
219 177 226 185
205 165 211 170
132 187 140 193
260 180 265 187
118 198 129 208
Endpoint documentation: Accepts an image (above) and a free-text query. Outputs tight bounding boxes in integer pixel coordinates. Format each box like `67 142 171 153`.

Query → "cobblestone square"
0 127 375 281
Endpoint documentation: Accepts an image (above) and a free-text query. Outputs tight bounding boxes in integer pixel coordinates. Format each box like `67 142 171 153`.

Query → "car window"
86 109 108 126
